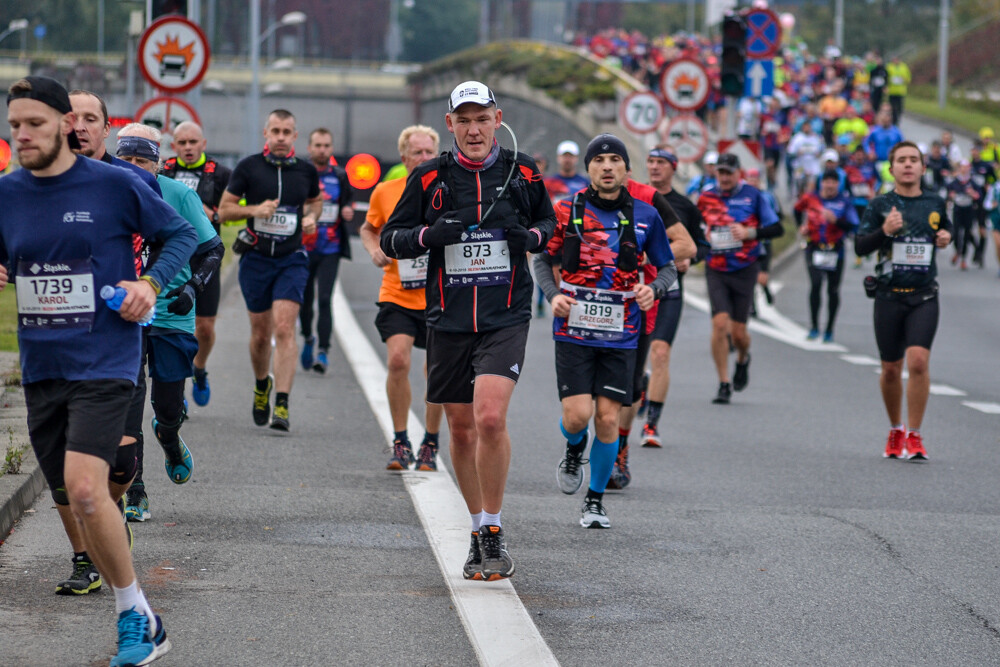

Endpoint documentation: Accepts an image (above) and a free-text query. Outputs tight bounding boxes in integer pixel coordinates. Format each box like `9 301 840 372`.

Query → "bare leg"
879 359 905 426
904 346 931 431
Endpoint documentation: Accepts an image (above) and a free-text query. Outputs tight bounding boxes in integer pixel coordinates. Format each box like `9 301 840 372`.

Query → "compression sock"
588 436 618 493
618 428 630 452
275 392 289 408
256 377 270 392
394 430 409 444
646 401 664 428
560 418 587 453
113 580 156 630
481 511 501 528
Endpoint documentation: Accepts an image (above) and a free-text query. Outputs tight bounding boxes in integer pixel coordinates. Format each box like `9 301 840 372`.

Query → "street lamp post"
247 2 306 156
0 19 29 51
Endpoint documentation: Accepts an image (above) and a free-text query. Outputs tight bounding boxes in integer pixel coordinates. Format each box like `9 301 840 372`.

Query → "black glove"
165 282 197 315
421 212 467 248
505 225 541 255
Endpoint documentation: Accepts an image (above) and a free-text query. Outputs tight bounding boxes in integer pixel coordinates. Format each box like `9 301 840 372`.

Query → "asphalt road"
2 115 999 666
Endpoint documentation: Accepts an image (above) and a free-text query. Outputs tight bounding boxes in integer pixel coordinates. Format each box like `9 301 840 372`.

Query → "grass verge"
907 85 1000 137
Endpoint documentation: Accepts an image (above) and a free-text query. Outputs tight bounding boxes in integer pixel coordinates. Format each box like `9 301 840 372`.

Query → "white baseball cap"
448 80 496 113
557 140 580 156
704 151 719 165
821 149 840 163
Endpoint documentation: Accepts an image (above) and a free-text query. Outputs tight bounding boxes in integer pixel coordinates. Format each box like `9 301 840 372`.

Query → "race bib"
891 75 904 85
443 229 511 287
954 193 973 208
255 205 298 237
812 250 839 271
318 202 340 223
174 171 200 191
850 182 873 199
892 241 933 272
872 76 886 88
397 254 429 290
709 227 742 252
562 283 628 342
15 258 95 329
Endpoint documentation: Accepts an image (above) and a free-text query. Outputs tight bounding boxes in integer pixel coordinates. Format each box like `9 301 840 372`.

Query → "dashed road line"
963 402 1000 415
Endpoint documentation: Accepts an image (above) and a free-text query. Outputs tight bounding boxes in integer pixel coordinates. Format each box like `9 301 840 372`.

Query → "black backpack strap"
616 196 638 273
561 192 585 273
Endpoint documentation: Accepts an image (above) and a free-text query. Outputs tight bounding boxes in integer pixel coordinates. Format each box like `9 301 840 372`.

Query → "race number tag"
174 171 200 191
892 241 933 272
443 229 511 287
319 202 340 223
812 250 839 271
850 182 873 199
15 258 95 329
563 284 627 342
255 205 298 237
397 254 429 290
709 226 742 252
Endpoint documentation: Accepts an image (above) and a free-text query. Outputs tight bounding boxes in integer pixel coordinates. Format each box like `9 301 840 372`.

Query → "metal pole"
248 0 261 157
126 36 136 119
98 0 105 58
834 0 844 52
267 0 277 61
688 0 696 35
725 95 737 140
479 0 490 45
938 0 949 109
188 0 202 117
386 0 401 61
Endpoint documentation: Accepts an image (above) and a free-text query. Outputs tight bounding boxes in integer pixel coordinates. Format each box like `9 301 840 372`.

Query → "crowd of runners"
1 60 990 663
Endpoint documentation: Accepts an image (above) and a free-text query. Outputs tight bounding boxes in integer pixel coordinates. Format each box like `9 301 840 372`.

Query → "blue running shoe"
313 350 328 374
300 336 315 370
111 608 171 667
191 369 210 406
807 329 820 341
823 331 834 343
152 417 193 484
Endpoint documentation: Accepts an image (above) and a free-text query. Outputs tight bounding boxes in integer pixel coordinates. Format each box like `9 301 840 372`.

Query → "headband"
648 148 678 166
116 135 160 162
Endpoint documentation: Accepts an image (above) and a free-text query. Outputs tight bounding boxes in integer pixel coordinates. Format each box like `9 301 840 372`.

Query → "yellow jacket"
886 62 911 96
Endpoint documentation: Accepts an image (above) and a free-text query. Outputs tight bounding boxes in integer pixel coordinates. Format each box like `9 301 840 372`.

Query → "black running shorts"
873 288 939 362
555 341 636 406
375 302 427 349
425 322 529 404
706 264 760 323
195 269 221 318
650 295 684 345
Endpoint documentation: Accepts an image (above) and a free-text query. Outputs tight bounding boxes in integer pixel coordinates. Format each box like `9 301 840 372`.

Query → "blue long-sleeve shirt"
863 126 904 162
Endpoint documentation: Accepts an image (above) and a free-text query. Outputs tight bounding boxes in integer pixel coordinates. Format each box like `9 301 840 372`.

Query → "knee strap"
109 441 137 484
51 486 69 506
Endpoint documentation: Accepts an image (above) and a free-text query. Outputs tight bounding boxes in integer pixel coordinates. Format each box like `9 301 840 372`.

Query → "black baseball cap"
716 153 740 172
6 76 82 150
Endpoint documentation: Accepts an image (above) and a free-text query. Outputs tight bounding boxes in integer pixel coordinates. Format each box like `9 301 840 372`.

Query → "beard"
18 131 63 171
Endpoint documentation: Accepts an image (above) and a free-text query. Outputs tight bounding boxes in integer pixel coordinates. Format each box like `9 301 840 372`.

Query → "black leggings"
953 207 975 259
135 378 186 482
805 249 844 333
300 252 341 350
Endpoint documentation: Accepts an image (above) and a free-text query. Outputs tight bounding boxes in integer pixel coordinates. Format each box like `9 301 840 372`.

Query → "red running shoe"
905 432 928 461
884 427 906 459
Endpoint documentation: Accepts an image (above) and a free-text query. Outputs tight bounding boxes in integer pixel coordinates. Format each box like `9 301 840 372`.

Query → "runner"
968 141 997 268
218 109 323 432
685 151 718 199
533 134 676 527
2 76 198 665
698 153 783 404
745 168 783 312
116 123 224 522
542 140 588 202
359 124 445 471
380 81 555 579
299 128 354 373
794 169 859 342
162 121 233 406
946 160 981 271
855 141 952 461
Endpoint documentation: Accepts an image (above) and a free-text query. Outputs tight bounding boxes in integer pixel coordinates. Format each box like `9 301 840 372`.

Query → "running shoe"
636 371 650 418
110 608 171 667
904 432 929 462
117 496 134 552
556 434 588 495
478 525 514 581
414 439 438 472
386 438 414 471
961 259 968 271
124 485 150 522
270 405 290 432
883 427 906 459
712 382 732 405
608 443 631 490
823 331 834 343
807 329 820 341
640 424 662 448
300 335 316 370
580 498 611 529
463 531 483 580
152 417 194 484
191 369 210 406
733 354 751 392
252 375 273 426
313 350 328 374
55 555 101 595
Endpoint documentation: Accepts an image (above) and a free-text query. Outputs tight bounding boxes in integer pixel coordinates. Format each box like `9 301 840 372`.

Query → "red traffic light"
346 153 382 190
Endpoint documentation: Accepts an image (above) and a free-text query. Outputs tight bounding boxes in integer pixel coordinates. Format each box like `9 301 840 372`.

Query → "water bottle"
100 285 155 326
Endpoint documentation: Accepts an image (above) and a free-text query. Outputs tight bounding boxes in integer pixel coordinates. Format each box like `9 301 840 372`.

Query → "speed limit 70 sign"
620 91 663 135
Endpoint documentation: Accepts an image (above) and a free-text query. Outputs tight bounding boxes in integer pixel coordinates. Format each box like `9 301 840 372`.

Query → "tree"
401 0 479 63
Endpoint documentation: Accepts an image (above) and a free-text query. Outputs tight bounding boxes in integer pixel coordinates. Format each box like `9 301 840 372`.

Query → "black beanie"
584 133 630 171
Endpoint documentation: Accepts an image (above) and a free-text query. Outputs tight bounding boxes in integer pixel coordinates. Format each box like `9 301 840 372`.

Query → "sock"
73 551 90 563
193 366 206 380
471 511 484 532
275 392 289 408
255 377 270 392
585 489 604 503
394 430 409 444
113 580 156 630
481 511 501 528
646 401 664 428
909 429 920 436
891 423 905 431
587 436 618 494
560 418 586 450
423 432 439 447
618 428 629 453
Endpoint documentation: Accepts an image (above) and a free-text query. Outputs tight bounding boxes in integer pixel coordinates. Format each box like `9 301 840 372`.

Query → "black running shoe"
733 354 750 392
477 525 514 581
713 382 732 404
252 375 273 426
463 531 482 580
386 439 414 471
56 555 101 595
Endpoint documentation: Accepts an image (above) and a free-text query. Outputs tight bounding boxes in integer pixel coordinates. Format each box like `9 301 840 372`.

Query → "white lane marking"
963 402 1000 414
929 384 967 397
333 283 559 667
840 354 880 366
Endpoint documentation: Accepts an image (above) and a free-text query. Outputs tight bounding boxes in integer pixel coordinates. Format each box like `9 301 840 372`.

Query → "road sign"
744 59 774 98
138 15 211 93
659 59 710 112
717 139 764 176
134 96 201 138
0 138 10 171
744 8 782 60
661 114 709 164
620 91 663 135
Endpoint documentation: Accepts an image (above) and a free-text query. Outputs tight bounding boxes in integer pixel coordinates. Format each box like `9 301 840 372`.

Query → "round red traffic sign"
660 114 709 164
744 8 783 60
137 16 211 93
134 96 201 139
659 59 711 112
619 91 664 135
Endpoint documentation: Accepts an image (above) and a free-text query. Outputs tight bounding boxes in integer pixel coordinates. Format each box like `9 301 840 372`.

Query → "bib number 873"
462 244 491 258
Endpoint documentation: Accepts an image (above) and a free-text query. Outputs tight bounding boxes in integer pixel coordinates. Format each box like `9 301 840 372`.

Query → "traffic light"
152 0 188 20
720 13 746 97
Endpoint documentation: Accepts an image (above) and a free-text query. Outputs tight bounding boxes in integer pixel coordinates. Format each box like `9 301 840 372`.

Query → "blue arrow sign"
744 59 774 98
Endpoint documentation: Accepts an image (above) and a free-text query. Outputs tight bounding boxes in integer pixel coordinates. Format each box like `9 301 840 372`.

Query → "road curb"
0 376 45 544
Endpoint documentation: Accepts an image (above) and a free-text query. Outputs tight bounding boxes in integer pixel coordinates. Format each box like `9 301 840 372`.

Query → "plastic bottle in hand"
100 285 155 326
